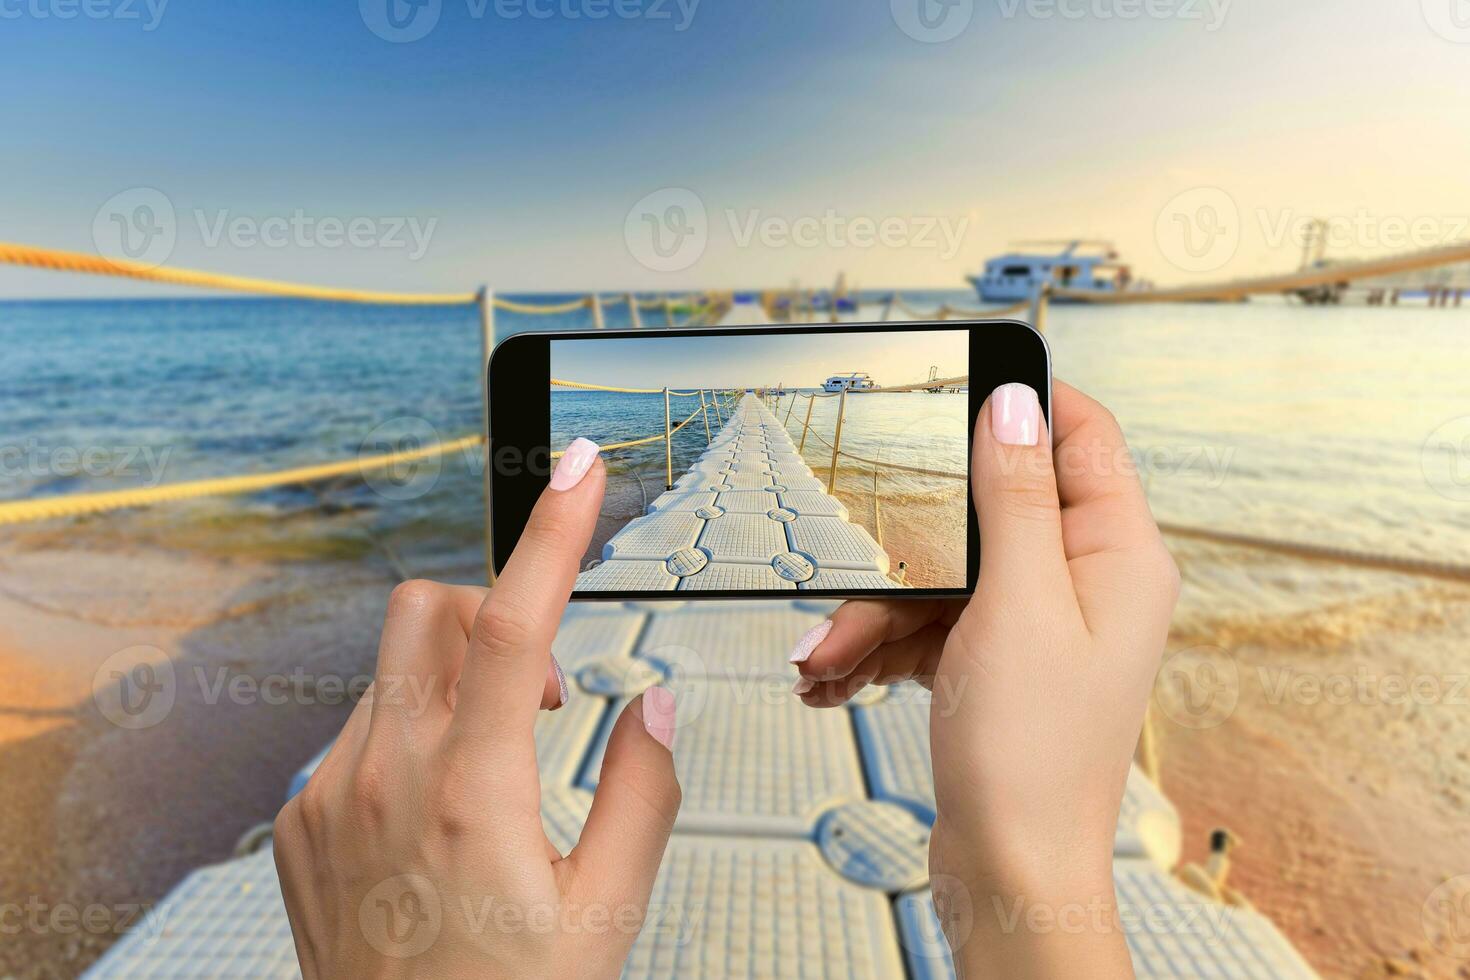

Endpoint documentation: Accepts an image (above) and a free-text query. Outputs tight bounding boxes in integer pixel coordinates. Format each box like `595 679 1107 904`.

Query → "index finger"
451 440 604 752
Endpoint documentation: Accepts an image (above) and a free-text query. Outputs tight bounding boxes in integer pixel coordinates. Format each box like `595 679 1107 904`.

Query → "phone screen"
550 326 973 595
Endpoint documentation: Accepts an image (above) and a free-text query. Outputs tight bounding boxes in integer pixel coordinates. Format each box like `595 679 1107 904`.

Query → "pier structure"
576 393 904 592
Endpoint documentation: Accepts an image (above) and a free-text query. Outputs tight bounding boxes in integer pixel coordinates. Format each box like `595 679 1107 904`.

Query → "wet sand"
0 532 406 978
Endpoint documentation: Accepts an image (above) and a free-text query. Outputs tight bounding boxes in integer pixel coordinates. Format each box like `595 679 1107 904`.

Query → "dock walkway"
575 394 904 592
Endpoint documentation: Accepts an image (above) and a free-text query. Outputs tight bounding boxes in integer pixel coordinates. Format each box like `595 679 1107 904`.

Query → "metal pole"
784 393 795 425
827 387 847 494
871 463 882 548
1029 283 1051 334
798 393 815 453
664 296 675 327
699 389 712 444
628 293 643 329
713 390 723 427
881 293 895 321
663 387 673 491
477 287 497 586
590 293 606 329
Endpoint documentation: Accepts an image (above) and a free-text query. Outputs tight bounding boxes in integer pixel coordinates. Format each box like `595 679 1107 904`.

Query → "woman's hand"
273 438 681 979
790 381 1179 978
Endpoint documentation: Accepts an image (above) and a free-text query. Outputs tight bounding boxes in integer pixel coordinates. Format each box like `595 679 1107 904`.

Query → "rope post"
798 394 815 453
477 287 497 586
937 305 950 321
784 393 795 425
664 296 675 327
827 386 847 494
663 387 674 491
699 389 712 445
1138 704 1161 788
881 293 895 321
627 293 643 329
712 390 723 427
871 462 883 548
1029 283 1051 334
590 294 606 330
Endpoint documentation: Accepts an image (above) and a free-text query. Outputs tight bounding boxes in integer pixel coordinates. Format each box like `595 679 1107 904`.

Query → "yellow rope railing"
0 434 483 526
493 296 592 315
550 405 706 458
0 242 478 306
551 378 707 396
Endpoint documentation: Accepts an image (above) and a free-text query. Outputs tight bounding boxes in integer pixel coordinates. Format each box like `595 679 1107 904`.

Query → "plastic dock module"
851 683 1182 865
88 601 1318 979
576 394 906 592
896 861 1320 979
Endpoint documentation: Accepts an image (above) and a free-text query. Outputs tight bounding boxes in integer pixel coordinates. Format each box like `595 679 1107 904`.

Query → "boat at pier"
968 240 1135 302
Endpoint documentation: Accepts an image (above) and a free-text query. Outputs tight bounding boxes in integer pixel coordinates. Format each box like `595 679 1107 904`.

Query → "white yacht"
968 240 1135 303
822 372 878 392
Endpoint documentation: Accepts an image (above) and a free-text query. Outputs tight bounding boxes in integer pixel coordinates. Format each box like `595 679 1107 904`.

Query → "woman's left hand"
273 439 682 978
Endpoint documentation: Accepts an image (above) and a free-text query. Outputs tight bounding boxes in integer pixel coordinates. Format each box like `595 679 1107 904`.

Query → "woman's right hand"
790 380 1180 978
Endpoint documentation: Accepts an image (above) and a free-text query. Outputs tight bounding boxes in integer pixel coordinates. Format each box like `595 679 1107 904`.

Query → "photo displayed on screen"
550 328 970 593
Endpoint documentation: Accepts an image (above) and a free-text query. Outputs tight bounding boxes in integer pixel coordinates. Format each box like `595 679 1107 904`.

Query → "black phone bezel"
487 318 1051 601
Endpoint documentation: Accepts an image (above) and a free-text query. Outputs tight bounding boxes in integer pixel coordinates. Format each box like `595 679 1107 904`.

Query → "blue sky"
551 328 968 389
2 0 1466 297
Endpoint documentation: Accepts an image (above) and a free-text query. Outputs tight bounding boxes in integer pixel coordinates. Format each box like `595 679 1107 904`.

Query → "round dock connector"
767 508 797 523
666 547 710 577
705 483 733 493
817 801 931 892
575 656 664 697
764 483 788 493
695 505 725 519
771 552 815 582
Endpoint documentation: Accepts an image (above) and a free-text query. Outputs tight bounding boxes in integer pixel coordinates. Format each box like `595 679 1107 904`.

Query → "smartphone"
488 319 1050 600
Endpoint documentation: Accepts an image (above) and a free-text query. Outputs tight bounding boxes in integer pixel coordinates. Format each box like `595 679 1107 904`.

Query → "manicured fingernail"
642 686 676 751
549 438 599 491
789 619 833 664
792 677 816 696
552 656 568 710
991 383 1040 447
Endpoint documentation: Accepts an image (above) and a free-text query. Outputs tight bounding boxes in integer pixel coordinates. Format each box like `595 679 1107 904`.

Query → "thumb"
972 383 1068 597
567 687 681 909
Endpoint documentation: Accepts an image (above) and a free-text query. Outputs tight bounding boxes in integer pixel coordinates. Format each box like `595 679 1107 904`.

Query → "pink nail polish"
550 438 599 491
789 619 833 664
552 656 569 709
792 677 815 696
991 383 1040 447
642 686 677 751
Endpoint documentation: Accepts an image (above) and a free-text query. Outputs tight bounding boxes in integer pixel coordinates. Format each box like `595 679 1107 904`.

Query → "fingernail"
550 438 599 491
991 383 1040 447
789 619 833 664
552 656 568 710
642 686 676 751
792 677 815 696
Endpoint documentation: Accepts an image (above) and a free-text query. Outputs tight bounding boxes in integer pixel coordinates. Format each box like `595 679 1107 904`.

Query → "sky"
550 328 968 389
1 0 1467 298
